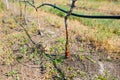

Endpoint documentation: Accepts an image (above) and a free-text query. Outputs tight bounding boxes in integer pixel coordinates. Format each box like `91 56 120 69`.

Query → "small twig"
21 63 40 68
20 24 36 45
64 0 77 58
13 17 36 45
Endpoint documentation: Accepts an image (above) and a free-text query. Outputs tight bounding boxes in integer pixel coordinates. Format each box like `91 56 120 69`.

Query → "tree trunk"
5 0 9 10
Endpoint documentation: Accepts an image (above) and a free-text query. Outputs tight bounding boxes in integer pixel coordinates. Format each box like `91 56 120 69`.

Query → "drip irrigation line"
21 1 120 19
36 3 120 19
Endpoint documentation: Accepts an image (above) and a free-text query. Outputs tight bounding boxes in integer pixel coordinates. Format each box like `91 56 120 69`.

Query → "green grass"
5 70 20 80
50 38 66 54
5 70 19 77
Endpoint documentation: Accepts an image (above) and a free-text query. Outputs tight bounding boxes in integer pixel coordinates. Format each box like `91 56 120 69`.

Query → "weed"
29 25 38 33
29 49 40 60
67 72 78 80
79 47 85 52
50 38 66 54
96 75 107 80
52 56 64 65
56 37 66 44
50 45 64 54
96 71 118 80
78 55 96 63
86 56 96 63
4 49 16 65
21 38 28 45
66 66 73 71
49 66 57 74
79 71 87 80
79 55 86 61
5 70 19 77
5 70 20 80
20 45 28 54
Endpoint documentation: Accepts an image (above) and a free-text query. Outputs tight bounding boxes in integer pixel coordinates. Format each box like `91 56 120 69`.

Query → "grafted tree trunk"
65 0 77 58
